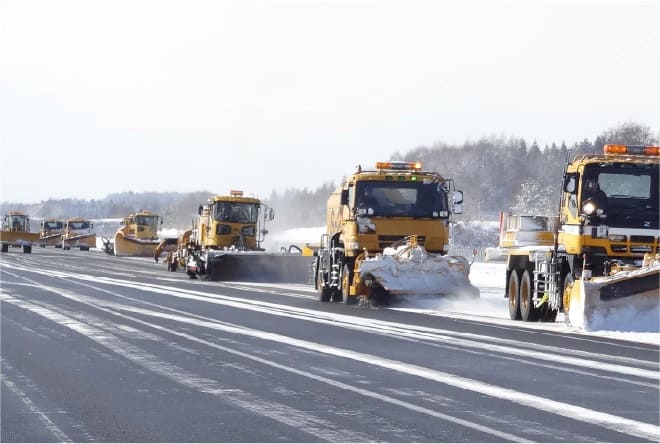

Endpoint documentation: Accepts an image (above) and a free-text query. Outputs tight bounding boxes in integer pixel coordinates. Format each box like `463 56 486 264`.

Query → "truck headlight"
582 202 603 216
583 202 596 215
608 234 626 242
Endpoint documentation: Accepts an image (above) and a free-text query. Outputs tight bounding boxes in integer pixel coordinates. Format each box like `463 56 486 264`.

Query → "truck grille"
630 235 655 243
611 245 627 253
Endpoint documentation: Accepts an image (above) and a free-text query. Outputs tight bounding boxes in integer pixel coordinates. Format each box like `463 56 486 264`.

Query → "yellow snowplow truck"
62 218 96 250
113 211 163 257
39 218 65 247
174 190 311 283
505 144 659 327
315 161 478 304
0 211 39 253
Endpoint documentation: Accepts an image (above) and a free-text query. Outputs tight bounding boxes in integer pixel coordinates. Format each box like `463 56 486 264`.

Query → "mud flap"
205 252 314 283
568 264 660 331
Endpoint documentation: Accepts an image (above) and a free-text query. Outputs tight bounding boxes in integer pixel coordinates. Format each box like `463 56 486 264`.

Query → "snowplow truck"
177 190 311 283
315 161 478 304
62 218 96 250
0 211 39 253
113 211 163 257
39 219 65 247
504 144 660 327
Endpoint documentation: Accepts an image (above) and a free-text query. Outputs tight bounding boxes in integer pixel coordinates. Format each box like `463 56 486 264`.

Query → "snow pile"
569 264 660 333
359 244 479 298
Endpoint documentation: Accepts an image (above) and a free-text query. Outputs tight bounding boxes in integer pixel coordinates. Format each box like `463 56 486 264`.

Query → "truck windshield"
69 221 90 230
44 221 63 229
214 202 258 223
584 163 659 229
355 181 449 217
135 215 159 226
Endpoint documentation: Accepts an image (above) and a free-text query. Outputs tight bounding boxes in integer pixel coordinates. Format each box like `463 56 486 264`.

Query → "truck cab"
192 190 274 252
559 144 659 277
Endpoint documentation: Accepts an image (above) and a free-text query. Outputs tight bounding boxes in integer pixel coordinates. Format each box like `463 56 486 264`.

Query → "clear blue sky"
1 0 658 203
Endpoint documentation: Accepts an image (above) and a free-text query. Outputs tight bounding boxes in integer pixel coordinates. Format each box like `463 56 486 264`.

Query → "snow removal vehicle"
171 190 311 283
503 144 660 329
314 161 478 305
113 211 163 257
0 211 39 253
39 218 65 247
62 217 96 250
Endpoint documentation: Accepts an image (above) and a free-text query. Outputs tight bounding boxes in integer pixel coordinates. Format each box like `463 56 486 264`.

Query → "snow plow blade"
113 232 160 257
567 263 660 331
205 252 314 284
358 244 479 298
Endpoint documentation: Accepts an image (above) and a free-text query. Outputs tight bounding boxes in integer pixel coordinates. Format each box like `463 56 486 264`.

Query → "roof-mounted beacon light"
375 161 423 171
604 144 660 156
230 190 244 197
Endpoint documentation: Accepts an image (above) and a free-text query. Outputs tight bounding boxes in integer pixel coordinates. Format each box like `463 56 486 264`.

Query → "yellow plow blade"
568 264 660 331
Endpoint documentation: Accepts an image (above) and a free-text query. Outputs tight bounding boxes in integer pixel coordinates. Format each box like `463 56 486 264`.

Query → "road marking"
3 263 660 441
1 371 72 443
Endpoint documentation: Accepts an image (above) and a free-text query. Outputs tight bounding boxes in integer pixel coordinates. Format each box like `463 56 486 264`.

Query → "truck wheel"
23 245 32 254
507 269 521 320
340 264 355 304
1 244 7 253
520 270 539 322
317 271 331 302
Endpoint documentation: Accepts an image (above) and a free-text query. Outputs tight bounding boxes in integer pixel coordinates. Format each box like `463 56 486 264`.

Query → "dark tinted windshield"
354 181 449 217
135 215 159 226
69 221 90 230
584 163 659 228
44 221 64 229
214 202 258 223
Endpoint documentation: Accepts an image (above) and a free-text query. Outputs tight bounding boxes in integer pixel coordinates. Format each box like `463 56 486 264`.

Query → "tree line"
1 122 656 231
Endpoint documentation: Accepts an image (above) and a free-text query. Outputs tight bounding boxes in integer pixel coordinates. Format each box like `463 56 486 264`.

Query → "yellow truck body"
1 211 39 253
113 211 162 257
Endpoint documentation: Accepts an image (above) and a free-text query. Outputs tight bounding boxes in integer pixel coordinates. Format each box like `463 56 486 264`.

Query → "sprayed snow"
360 244 478 297
264 226 325 252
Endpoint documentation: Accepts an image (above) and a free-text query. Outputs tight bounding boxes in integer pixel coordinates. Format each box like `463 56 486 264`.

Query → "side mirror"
340 189 349 206
564 175 576 193
198 205 203 215
453 190 464 205
453 203 463 214
264 207 274 221
160 217 163 225
90 223 94 229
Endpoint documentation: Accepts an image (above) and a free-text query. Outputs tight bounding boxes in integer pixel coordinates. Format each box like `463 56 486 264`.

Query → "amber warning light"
375 161 423 171
604 144 660 156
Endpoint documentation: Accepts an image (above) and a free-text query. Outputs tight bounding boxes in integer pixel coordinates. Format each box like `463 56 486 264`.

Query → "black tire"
340 264 355 304
507 269 521 320
1 244 7 253
23 245 32 254
317 271 331 302
80 246 89 251
520 269 539 322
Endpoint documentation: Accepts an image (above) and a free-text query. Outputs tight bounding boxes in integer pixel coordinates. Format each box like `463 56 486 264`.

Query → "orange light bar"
604 144 660 156
375 161 423 171
229 189 244 197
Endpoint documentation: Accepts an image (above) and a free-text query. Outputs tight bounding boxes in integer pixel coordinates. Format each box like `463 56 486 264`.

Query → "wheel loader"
39 218 65 248
170 190 312 283
62 217 96 250
314 161 478 305
503 144 660 329
113 210 163 257
0 211 39 253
